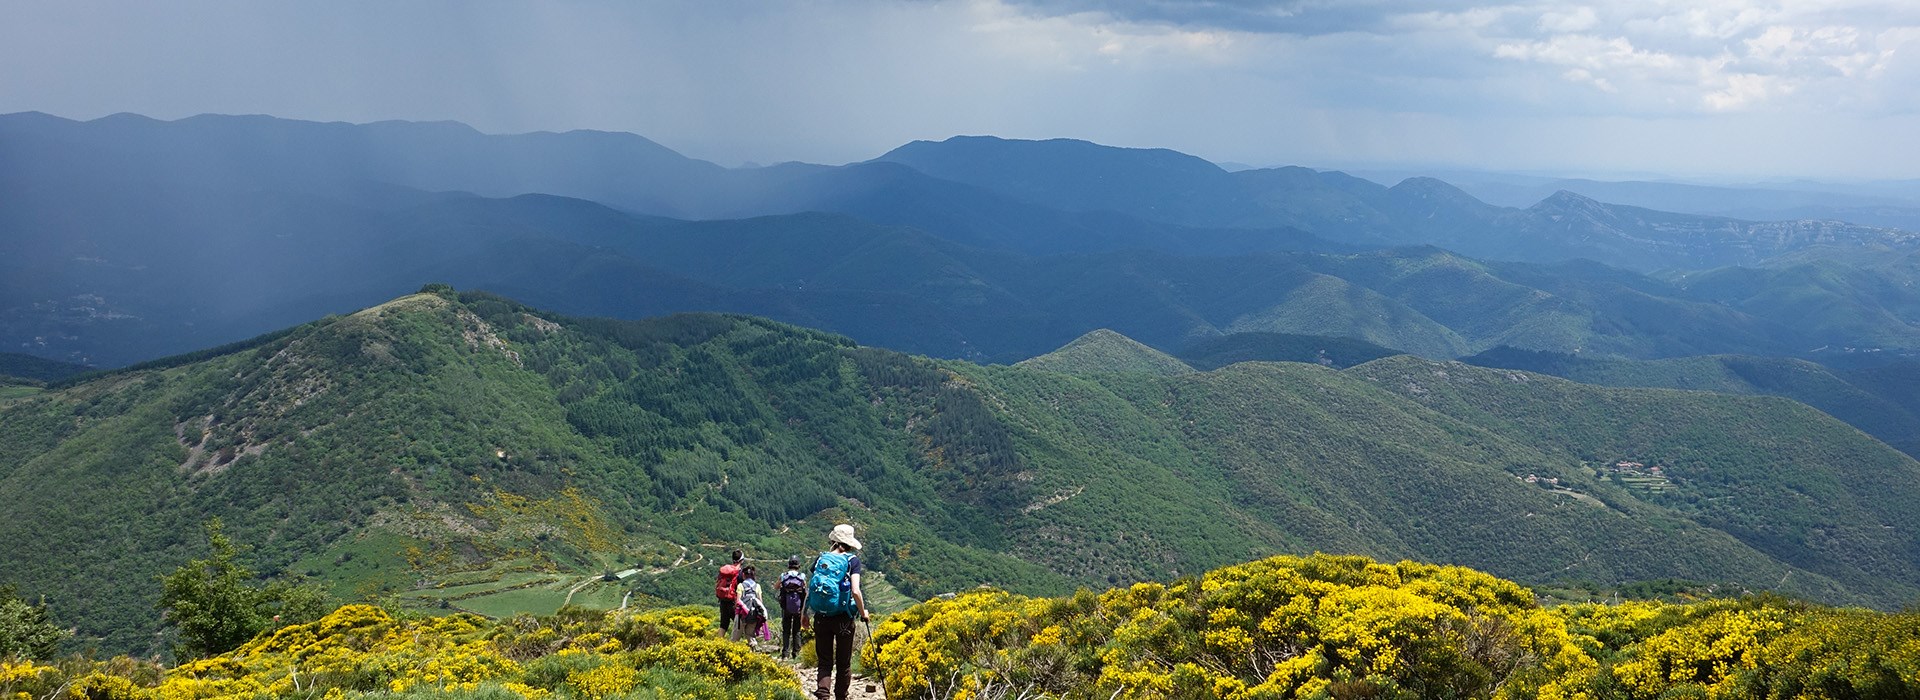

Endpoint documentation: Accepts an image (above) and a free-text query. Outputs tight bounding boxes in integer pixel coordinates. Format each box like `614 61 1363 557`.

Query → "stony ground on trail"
793 663 887 700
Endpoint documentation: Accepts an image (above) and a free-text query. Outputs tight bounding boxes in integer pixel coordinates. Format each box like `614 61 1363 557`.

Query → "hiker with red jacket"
808 524 868 700
715 549 744 635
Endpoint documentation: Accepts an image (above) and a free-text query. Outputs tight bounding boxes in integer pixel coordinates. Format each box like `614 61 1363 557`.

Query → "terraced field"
859 572 916 617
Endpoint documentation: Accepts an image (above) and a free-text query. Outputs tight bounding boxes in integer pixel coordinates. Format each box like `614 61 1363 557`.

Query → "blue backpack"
807 552 856 616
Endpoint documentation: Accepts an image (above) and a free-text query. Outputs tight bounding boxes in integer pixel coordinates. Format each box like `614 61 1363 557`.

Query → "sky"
4 0 1919 180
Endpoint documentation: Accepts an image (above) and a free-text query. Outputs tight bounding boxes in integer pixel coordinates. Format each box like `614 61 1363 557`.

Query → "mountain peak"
876 134 1228 179
1017 329 1193 376
347 291 452 320
1532 189 1605 210
873 135 1244 225
1388 176 1497 208
1390 176 1475 199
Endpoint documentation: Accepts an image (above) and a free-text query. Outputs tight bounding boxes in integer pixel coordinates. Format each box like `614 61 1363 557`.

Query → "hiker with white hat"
806 523 868 700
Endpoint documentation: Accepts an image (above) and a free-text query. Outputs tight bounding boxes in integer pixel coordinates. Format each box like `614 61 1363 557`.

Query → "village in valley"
1511 457 1680 512
1603 459 1677 493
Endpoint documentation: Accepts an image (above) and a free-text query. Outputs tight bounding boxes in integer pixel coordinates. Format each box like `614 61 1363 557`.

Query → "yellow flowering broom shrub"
16 556 1920 700
9 603 800 700
1735 607 1920 699
1610 607 1788 697
865 554 1571 699
2 659 63 700
863 553 1920 700
863 590 1048 699
603 608 715 651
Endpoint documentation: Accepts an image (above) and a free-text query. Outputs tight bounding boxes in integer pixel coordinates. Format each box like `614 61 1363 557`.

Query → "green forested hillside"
0 352 90 382
1014 329 1192 376
1673 259 1920 350
4 291 1919 657
0 291 1066 653
1835 359 1920 443
1465 347 1920 456
1350 356 1920 603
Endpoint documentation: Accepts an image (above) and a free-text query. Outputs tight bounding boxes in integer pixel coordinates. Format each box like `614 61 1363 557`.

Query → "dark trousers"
813 614 856 700
717 596 736 635
782 611 804 658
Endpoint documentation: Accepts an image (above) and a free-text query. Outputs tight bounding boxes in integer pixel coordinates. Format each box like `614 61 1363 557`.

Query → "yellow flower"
566 663 638 699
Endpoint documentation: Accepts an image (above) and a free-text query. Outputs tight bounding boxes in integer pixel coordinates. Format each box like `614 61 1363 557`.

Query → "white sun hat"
828 523 863 550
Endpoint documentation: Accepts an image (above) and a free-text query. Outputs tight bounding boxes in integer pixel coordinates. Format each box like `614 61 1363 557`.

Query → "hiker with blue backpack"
777 555 808 659
808 524 868 700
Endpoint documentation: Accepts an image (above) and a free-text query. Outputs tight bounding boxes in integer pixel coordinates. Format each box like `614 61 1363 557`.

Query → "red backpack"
715 563 741 599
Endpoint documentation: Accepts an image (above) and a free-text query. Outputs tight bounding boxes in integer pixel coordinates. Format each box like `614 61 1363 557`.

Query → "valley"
11 4 1920 696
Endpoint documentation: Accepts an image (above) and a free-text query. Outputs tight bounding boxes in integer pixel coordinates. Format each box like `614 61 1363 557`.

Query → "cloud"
998 1 1920 116
1493 6 1912 112
1540 6 1600 33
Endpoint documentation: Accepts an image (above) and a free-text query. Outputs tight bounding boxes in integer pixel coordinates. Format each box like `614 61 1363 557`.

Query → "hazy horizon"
6 1 1920 181
16 107 1915 190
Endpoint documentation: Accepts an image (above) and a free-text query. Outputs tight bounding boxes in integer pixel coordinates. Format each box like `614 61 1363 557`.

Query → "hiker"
809 524 868 700
733 565 770 645
777 555 808 659
715 549 744 635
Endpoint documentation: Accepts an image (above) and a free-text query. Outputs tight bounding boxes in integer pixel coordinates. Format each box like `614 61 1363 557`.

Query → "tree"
157 519 332 659
0 584 68 660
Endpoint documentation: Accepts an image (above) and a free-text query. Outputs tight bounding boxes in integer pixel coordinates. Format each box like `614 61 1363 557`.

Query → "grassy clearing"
566 580 631 610
293 530 422 601
457 585 573 617
0 385 41 403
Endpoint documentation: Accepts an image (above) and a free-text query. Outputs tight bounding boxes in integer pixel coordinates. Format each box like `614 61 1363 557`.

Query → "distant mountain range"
878 135 1920 269
8 292 1920 653
1375 170 1920 232
16 173 1920 369
7 111 1920 369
